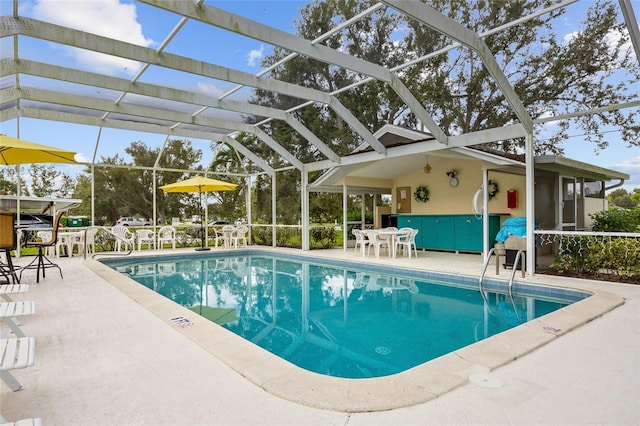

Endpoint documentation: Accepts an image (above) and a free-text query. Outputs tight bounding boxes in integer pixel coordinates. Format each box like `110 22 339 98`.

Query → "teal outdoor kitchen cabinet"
396 214 502 253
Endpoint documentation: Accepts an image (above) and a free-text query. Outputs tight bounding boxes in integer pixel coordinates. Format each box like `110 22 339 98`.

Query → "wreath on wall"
414 185 430 202
488 179 499 200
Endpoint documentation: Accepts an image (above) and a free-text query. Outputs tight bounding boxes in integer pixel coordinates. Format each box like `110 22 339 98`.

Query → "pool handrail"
84 226 134 259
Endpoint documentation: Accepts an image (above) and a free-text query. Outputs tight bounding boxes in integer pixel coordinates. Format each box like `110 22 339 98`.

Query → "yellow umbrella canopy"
160 176 238 251
0 134 78 165
159 176 238 193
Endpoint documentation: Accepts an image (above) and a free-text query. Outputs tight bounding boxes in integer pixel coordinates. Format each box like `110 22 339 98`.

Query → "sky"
0 0 638 193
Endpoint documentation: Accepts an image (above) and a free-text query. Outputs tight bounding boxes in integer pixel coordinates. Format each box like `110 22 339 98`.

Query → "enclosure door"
534 176 555 230
560 176 577 231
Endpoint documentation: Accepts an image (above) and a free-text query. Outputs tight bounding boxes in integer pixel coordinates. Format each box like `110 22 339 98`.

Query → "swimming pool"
101 251 589 379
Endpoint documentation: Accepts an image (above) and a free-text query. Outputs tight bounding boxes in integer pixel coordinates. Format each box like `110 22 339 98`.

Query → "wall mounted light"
446 169 459 187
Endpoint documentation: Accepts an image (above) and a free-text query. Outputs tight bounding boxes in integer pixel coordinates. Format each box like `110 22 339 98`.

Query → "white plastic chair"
110 225 134 252
231 225 249 248
136 229 156 250
364 230 390 258
212 228 227 248
84 227 98 254
351 229 369 256
396 228 419 258
156 226 176 250
66 231 85 256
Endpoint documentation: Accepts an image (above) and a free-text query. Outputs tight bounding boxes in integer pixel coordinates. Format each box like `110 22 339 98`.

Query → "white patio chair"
212 228 227 248
230 225 249 248
136 229 156 251
396 228 419 258
84 227 98 255
66 231 85 256
364 230 390 258
157 226 176 250
110 225 134 252
351 229 369 256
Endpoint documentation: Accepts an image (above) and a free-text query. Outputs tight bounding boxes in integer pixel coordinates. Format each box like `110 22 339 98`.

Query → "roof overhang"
309 125 629 193
535 155 630 182
0 195 82 214
309 125 526 193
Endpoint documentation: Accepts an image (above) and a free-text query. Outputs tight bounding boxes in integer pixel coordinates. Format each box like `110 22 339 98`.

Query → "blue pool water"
102 252 589 379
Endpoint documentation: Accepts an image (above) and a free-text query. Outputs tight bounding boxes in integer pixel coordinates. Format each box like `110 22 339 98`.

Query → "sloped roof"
308 124 630 193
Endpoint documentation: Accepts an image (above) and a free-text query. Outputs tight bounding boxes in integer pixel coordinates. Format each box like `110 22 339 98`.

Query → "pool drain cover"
469 372 503 388
375 346 391 355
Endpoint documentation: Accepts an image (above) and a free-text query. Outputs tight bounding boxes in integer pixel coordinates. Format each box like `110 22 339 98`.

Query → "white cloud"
30 0 155 76
246 44 265 67
196 82 226 98
612 155 640 187
74 153 90 164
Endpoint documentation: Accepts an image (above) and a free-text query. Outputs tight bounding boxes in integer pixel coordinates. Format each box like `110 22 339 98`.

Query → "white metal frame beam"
0 16 385 156
1 59 340 164
382 0 534 133
141 0 448 144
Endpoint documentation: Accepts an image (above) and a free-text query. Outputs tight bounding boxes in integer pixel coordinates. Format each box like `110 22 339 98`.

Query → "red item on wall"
507 189 517 209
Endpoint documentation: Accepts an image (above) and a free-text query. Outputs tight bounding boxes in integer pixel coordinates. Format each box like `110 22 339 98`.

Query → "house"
309 124 629 256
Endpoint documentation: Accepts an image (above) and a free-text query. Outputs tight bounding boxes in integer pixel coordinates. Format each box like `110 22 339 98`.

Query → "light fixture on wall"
446 169 459 187
423 156 432 174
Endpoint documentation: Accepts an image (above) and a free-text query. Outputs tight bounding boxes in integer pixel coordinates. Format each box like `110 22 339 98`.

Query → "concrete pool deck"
2 247 639 425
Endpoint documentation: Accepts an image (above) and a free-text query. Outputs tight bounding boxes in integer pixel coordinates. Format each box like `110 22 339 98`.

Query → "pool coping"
85 250 624 413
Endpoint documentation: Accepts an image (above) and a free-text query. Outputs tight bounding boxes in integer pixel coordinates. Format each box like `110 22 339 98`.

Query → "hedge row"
252 226 338 249
551 235 640 280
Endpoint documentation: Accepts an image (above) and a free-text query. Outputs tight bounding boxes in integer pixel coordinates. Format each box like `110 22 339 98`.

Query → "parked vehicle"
116 216 151 226
15 213 55 244
15 213 54 229
187 220 230 238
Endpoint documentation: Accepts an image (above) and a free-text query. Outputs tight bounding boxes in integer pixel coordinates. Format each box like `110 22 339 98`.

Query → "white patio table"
220 225 236 249
58 230 85 257
376 228 412 258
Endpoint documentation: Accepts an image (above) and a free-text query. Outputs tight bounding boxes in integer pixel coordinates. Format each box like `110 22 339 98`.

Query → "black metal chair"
19 210 64 283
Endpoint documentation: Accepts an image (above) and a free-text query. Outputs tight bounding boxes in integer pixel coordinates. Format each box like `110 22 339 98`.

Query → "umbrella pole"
195 189 210 251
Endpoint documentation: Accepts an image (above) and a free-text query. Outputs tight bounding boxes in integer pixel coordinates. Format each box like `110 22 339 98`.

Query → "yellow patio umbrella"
160 176 238 251
0 134 78 165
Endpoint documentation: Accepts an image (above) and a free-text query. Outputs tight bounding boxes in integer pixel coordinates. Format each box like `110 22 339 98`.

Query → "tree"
244 0 638 222
0 167 27 195
207 140 247 222
0 174 17 195
607 188 638 208
29 164 75 198
72 139 202 225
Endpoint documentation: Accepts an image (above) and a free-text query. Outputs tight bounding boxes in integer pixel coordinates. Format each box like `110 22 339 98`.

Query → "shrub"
310 226 338 249
252 226 339 249
590 208 640 232
551 235 640 280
